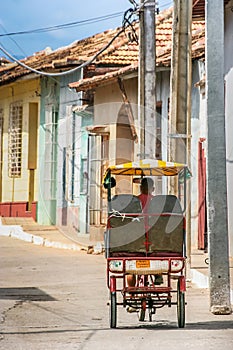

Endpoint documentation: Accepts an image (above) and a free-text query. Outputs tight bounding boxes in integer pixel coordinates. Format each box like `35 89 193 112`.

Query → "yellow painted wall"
0 78 40 203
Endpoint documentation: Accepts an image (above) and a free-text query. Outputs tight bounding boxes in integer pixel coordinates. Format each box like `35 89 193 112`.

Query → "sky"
0 0 172 60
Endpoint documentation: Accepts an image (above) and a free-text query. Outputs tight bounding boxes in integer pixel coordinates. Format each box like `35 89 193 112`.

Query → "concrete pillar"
206 0 231 314
139 0 156 158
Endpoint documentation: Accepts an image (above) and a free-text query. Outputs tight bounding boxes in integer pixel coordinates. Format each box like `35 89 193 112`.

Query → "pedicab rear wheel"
110 292 117 328
177 280 185 328
139 298 146 321
139 309 145 321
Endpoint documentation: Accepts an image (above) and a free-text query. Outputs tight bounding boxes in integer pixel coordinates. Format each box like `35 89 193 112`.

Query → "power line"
0 1 146 80
0 3 172 39
0 12 123 38
0 3 140 79
0 23 27 57
0 25 127 77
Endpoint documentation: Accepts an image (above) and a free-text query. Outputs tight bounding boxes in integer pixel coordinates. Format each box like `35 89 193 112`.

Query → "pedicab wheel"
139 308 146 321
110 292 117 328
149 309 153 322
139 298 146 321
177 280 185 328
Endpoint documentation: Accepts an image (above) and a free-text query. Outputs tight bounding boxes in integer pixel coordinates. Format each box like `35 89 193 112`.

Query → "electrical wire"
122 13 138 43
0 26 126 77
0 2 171 39
0 12 123 38
0 3 140 78
0 23 27 57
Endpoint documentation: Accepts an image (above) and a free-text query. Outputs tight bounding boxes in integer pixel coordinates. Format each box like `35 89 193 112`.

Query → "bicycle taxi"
103 159 189 328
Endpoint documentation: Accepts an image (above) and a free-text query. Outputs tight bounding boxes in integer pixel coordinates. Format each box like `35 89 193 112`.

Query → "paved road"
0 236 233 350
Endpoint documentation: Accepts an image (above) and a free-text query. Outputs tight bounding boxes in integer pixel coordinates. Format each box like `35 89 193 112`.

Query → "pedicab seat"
147 195 184 256
111 194 142 214
105 195 146 256
148 195 182 214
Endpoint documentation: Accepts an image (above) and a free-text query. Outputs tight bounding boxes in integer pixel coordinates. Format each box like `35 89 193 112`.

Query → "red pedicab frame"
103 159 190 328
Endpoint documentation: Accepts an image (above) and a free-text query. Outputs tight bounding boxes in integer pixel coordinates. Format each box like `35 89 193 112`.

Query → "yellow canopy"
103 159 189 180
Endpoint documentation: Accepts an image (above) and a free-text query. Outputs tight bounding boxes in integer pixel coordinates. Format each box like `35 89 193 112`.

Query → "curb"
0 225 86 251
190 268 209 288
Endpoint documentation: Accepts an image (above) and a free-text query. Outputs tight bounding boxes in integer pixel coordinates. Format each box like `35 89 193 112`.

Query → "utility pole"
206 0 231 314
169 0 192 165
168 0 192 271
138 0 156 159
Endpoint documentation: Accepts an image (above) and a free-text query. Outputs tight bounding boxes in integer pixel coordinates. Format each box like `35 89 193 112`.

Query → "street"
0 236 233 350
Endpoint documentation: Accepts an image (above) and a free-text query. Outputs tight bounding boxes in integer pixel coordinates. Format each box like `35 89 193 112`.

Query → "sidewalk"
0 217 233 302
0 217 102 253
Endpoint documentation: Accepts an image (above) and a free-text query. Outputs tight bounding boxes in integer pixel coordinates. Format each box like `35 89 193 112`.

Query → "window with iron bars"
8 102 23 178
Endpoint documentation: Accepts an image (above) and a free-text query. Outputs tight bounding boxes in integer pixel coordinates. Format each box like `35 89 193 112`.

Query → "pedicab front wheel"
177 279 185 328
110 292 117 328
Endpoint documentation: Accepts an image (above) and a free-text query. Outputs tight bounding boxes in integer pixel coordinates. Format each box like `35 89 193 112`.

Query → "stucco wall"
37 77 59 225
94 78 138 125
94 78 139 167
56 71 82 227
55 71 95 235
94 72 171 165
0 78 40 203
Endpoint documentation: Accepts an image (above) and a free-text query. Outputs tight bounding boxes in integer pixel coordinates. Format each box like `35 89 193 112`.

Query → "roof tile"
0 7 204 85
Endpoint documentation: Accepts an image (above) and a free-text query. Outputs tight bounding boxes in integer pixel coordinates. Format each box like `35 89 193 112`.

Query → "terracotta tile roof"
0 28 125 85
69 63 138 90
0 7 204 86
69 10 205 92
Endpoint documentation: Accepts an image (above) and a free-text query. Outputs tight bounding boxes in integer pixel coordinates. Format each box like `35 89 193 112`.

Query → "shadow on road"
0 287 56 301
1 319 233 335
